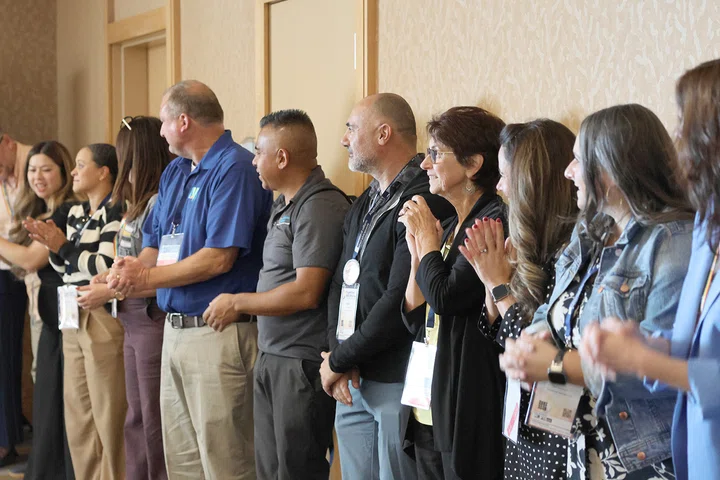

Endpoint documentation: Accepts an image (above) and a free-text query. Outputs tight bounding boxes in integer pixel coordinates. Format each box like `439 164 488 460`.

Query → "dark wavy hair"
112 116 173 221
577 104 693 243
500 119 577 317
427 106 505 192
675 58 720 248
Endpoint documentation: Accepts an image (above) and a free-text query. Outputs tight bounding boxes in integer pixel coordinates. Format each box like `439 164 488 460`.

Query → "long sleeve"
56 207 121 277
415 249 485 317
329 226 414 372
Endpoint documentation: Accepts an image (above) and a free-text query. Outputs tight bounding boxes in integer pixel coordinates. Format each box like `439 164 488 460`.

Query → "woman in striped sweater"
26 143 125 480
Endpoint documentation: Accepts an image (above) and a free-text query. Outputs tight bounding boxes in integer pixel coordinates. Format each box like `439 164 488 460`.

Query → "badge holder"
400 340 437 409
336 259 361 342
157 225 184 267
503 378 522 443
58 285 80 330
525 381 583 438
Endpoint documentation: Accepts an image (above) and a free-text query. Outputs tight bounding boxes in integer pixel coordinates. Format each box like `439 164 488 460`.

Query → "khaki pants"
63 306 127 480
160 321 258 479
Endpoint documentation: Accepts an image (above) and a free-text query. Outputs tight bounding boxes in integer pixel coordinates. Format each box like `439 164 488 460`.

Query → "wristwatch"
547 349 568 385
490 283 511 303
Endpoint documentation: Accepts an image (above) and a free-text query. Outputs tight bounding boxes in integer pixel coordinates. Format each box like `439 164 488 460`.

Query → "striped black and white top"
49 201 123 286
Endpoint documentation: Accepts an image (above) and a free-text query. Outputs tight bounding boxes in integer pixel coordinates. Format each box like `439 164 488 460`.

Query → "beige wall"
380 0 720 145
57 0 107 154
0 0 57 144
114 0 165 22
180 0 257 141
56 0 720 156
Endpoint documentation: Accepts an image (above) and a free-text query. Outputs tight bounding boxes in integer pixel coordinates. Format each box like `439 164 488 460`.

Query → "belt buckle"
168 313 183 329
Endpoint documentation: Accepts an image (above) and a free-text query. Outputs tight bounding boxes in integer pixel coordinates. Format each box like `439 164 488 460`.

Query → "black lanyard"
351 158 421 261
66 193 112 275
352 184 401 260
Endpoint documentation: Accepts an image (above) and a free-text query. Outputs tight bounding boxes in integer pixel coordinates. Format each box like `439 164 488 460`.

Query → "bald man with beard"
320 93 454 480
203 109 350 480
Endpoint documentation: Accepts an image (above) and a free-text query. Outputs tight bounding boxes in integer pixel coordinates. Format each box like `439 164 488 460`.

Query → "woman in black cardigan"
398 106 506 480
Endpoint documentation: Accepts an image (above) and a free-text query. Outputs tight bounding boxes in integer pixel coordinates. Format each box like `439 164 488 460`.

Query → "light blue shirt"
647 215 720 480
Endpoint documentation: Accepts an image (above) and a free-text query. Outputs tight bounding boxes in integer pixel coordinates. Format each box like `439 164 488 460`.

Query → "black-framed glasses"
426 148 455 163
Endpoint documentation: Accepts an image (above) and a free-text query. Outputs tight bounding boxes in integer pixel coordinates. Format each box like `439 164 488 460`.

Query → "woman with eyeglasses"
461 119 577 480
0 141 78 478
25 143 125 480
485 104 693 480
78 116 173 480
398 106 507 479
581 59 720 480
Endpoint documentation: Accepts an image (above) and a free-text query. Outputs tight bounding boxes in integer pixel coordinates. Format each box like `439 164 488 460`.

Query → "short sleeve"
204 161 270 253
292 193 349 271
142 194 161 249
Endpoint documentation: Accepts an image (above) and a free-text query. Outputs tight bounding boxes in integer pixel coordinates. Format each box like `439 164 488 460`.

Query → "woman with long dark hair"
493 104 693 479
0 141 77 479
582 58 720 480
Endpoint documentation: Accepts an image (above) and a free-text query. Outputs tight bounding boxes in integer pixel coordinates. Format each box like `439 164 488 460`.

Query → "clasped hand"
500 329 560 383
398 195 442 259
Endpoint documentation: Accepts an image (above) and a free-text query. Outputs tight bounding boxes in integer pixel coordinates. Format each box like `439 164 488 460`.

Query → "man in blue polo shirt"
109 80 272 479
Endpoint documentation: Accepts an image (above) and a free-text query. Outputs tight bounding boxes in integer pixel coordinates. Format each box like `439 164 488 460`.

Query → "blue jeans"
335 379 416 480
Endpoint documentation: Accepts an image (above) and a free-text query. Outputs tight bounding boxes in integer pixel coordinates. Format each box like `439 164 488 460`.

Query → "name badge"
401 341 437 410
157 233 184 266
525 381 583 438
503 378 522 443
336 283 359 341
58 285 80 330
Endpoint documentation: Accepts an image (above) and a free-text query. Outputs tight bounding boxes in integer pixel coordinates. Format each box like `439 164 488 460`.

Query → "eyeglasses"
426 148 455 163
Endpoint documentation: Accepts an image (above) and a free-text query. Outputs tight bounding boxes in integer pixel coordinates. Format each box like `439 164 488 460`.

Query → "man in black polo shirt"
203 109 350 479
320 93 453 480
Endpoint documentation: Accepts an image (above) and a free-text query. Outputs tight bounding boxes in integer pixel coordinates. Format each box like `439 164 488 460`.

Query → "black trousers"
253 351 336 480
0 270 27 450
412 416 461 480
25 322 75 480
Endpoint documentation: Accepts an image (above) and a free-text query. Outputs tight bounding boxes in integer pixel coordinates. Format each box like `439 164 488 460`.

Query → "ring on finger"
480 247 489 253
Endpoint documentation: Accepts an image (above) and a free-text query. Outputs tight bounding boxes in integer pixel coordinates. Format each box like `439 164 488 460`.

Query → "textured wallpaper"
0 0 57 145
56 0 720 163
379 0 720 144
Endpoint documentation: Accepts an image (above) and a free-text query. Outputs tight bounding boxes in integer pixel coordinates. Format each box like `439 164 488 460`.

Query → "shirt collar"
180 130 235 173
273 166 327 214
368 153 423 197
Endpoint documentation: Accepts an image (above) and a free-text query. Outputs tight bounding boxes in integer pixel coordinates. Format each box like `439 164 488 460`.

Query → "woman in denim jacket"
582 59 720 480
498 104 694 479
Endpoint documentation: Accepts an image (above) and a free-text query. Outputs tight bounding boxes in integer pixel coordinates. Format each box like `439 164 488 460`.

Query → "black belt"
166 312 255 329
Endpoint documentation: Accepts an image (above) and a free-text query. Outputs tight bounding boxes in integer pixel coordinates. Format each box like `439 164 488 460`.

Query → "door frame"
255 0 378 194
104 0 181 143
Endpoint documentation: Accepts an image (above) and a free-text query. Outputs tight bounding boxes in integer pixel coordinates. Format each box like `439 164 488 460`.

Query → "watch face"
492 283 510 301
547 371 567 385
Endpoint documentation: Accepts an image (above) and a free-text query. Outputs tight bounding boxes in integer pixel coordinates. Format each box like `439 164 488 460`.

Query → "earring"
465 181 476 194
